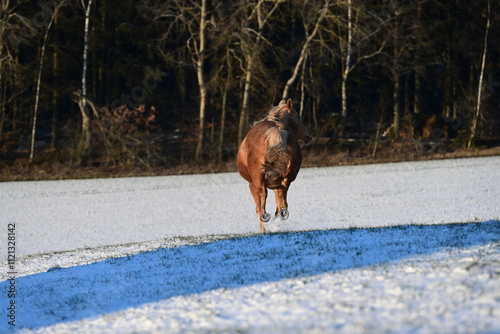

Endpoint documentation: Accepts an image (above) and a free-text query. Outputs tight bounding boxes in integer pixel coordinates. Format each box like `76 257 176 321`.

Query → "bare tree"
341 0 353 120
75 0 93 160
392 6 400 138
338 0 387 122
148 0 211 161
281 0 330 101
468 0 491 148
0 0 33 146
237 0 283 145
386 0 404 139
194 0 208 160
29 0 66 163
216 45 233 162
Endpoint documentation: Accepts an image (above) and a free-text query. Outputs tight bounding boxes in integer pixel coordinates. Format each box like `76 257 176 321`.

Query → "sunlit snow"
1 156 499 333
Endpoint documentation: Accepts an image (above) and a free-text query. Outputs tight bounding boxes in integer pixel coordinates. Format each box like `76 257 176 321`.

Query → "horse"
237 98 312 233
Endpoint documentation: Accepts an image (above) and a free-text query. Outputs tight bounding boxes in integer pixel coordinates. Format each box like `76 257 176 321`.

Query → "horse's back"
237 121 301 187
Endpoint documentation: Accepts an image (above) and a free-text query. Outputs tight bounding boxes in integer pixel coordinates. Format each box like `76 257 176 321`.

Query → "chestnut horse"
237 99 312 233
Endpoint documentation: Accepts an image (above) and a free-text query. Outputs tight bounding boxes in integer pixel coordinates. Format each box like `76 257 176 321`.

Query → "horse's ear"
286 98 293 111
279 99 286 106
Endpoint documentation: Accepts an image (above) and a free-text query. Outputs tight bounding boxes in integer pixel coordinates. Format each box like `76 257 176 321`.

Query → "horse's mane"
252 104 287 126
266 105 286 121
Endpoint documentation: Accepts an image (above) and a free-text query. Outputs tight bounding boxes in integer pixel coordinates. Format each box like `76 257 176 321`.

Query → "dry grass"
303 145 500 168
1 145 499 182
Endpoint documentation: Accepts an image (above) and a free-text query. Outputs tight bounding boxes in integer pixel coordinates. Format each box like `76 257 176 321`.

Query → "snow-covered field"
1 156 499 333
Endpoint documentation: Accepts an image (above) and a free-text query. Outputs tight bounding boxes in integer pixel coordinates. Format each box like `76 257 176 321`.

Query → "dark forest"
1 0 499 179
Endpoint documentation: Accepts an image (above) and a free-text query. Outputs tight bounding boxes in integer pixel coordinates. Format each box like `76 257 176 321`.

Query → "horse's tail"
263 127 288 185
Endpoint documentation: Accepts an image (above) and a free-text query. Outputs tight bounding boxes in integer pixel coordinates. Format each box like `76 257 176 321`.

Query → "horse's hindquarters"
236 99 310 233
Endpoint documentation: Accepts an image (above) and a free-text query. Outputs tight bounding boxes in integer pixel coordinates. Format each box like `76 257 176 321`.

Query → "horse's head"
273 99 313 144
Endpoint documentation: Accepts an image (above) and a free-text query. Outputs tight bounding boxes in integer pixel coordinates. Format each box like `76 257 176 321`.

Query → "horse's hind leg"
273 187 289 220
249 182 270 233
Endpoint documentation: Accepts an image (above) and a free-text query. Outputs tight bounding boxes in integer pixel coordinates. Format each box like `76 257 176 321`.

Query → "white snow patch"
3 223 499 334
1 156 499 259
0 156 499 333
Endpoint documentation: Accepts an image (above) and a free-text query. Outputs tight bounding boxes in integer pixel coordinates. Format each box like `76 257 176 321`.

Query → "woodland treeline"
1 0 499 169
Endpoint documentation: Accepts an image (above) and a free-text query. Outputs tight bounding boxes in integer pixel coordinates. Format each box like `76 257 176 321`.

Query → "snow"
1 156 499 333
1 156 499 260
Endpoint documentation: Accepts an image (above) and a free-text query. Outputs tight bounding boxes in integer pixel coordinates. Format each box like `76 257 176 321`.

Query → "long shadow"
1 221 499 331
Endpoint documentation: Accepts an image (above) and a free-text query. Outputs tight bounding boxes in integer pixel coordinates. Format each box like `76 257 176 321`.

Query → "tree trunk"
468 0 490 148
282 1 329 101
78 0 93 160
392 5 400 139
443 4 452 119
238 58 254 145
393 70 400 138
299 60 306 117
341 0 353 120
404 73 411 117
51 44 59 150
30 1 64 163
238 0 281 145
313 95 319 141
195 0 207 161
218 83 228 163
414 71 421 115
218 47 232 163
443 54 451 118
413 0 422 117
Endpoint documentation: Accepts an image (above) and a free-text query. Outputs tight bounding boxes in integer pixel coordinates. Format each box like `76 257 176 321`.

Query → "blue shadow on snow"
0 220 498 331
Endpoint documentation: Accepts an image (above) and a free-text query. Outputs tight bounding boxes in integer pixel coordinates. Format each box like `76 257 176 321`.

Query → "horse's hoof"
260 213 271 222
280 209 289 220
